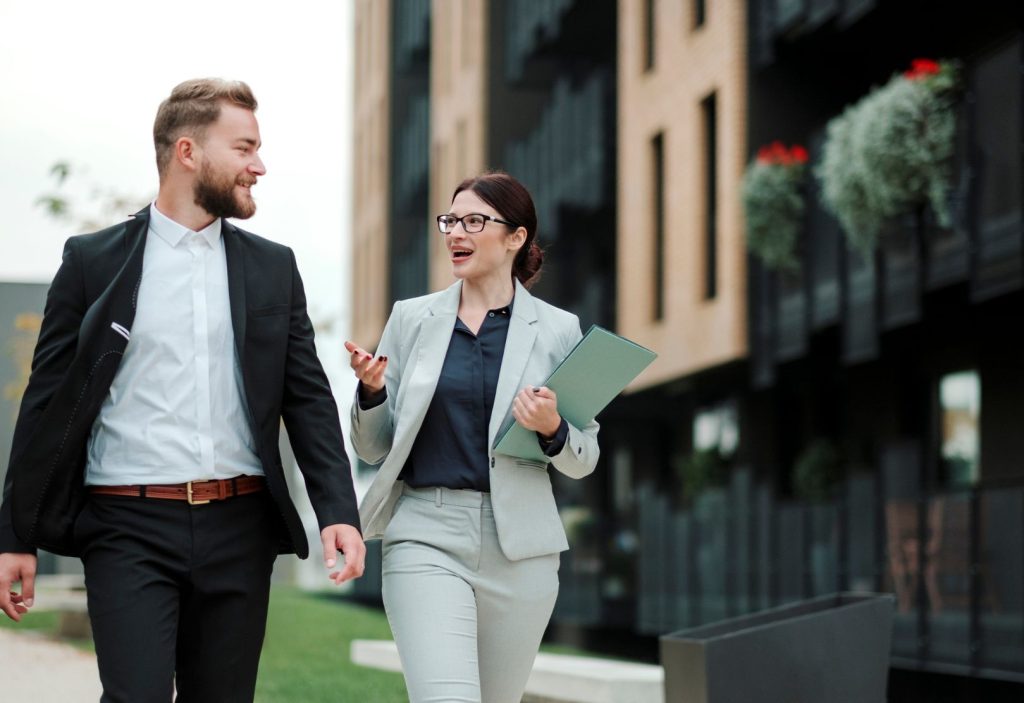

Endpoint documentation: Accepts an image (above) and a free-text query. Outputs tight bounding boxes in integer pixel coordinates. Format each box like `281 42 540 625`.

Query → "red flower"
905 58 942 80
755 142 808 166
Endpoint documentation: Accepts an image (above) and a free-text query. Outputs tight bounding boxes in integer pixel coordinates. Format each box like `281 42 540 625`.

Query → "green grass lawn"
256 588 407 703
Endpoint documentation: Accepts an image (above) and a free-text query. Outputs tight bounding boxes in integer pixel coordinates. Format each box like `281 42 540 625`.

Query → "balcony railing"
504 70 611 242
628 467 1024 681
504 0 575 81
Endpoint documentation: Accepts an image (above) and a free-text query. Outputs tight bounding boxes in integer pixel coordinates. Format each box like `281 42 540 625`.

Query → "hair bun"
516 240 544 288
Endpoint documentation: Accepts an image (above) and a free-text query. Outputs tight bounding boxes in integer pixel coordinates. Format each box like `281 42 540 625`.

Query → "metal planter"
660 592 895 703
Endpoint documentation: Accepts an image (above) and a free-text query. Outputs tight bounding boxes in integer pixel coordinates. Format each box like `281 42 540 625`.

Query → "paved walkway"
0 628 101 701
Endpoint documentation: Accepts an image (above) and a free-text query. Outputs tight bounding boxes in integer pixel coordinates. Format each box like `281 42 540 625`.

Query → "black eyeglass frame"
436 212 518 234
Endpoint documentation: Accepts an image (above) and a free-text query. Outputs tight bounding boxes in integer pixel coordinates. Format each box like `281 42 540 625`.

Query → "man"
0 78 364 702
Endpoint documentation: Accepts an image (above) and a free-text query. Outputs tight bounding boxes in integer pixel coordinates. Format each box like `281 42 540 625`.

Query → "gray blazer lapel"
393 281 461 447
488 280 539 447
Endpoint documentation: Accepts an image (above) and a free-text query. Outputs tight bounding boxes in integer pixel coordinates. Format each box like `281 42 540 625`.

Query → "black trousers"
75 492 280 703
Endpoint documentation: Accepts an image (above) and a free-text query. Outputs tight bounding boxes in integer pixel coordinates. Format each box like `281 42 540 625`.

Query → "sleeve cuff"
357 383 387 410
537 417 569 457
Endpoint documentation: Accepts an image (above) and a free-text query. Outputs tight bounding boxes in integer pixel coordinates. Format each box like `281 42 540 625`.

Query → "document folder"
493 325 657 460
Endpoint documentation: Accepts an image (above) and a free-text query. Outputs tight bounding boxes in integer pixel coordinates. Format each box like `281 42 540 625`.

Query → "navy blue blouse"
360 300 568 491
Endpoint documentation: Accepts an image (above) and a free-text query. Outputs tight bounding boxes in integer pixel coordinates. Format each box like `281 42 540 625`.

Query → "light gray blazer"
351 279 600 561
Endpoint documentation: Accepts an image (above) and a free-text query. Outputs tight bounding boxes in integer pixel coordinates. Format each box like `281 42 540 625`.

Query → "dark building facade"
352 1 1024 698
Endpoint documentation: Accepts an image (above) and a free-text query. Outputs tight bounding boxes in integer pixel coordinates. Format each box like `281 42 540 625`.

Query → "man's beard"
194 160 256 220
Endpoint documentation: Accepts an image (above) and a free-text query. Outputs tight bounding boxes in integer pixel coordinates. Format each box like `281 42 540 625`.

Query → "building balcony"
749 35 1022 385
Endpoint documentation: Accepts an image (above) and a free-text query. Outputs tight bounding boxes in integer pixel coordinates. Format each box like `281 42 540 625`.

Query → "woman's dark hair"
452 171 543 288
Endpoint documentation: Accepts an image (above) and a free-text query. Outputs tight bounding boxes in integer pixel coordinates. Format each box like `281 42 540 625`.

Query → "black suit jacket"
0 208 359 558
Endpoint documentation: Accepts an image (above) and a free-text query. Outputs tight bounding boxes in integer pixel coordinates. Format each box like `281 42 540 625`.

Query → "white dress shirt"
85 204 263 486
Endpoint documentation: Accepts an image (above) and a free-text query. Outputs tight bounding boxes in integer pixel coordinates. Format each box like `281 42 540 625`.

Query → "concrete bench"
351 639 664 703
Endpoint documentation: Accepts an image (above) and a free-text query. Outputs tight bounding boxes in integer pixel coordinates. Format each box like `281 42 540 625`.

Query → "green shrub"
792 439 842 503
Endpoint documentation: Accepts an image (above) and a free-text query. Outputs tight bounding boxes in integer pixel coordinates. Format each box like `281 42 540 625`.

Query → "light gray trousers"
382 485 560 703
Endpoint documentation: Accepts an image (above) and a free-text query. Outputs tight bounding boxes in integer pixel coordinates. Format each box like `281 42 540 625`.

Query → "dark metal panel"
774 271 808 361
808 130 843 329
926 99 972 290
842 246 879 364
879 214 922 330
750 263 776 388
970 35 1024 302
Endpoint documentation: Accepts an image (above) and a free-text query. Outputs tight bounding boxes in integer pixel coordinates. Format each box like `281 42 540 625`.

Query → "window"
939 370 980 487
693 400 739 457
651 132 665 321
702 92 717 300
643 0 655 71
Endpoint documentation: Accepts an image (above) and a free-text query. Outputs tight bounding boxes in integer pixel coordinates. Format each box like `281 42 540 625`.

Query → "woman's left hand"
512 386 562 439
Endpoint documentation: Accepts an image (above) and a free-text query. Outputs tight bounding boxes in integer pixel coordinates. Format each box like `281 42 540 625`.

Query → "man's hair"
153 78 258 177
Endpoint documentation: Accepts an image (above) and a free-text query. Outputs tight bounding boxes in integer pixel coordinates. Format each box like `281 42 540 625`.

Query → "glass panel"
636 483 660 633
846 473 878 593
939 370 980 488
731 469 753 614
778 504 805 604
808 503 839 596
926 492 972 666
693 400 739 456
755 484 774 609
978 487 1024 675
884 496 920 658
653 492 673 634
843 246 878 363
671 512 694 629
695 488 729 623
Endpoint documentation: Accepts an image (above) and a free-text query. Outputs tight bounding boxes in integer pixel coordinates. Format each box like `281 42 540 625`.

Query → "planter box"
660 592 894 703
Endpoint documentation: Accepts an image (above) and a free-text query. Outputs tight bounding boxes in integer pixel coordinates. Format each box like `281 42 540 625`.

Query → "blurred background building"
349 0 1024 700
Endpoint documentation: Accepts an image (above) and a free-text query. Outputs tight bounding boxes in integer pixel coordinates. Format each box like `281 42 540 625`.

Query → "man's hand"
320 524 366 586
0 552 37 622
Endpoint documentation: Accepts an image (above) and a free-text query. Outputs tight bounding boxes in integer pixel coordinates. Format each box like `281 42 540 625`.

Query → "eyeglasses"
436 213 517 234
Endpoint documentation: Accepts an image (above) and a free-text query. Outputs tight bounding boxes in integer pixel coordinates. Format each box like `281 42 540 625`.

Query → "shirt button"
488 312 495 317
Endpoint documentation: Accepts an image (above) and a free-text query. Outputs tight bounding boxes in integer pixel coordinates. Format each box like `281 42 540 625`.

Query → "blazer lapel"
488 280 538 448
83 207 149 340
396 281 460 433
222 222 247 365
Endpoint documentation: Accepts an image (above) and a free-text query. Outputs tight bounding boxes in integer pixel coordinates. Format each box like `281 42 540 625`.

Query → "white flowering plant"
816 59 961 252
741 141 809 271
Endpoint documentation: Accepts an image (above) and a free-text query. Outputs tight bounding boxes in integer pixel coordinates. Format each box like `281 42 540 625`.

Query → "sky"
0 0 359 411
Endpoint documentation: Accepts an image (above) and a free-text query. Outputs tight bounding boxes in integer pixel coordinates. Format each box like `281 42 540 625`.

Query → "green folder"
493 325 658 460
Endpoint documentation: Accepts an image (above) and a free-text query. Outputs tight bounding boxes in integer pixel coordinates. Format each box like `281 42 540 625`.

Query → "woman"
344 171 600 703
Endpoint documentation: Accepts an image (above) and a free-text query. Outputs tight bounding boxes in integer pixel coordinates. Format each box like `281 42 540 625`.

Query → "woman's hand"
344 341 388 396
512 386 562 438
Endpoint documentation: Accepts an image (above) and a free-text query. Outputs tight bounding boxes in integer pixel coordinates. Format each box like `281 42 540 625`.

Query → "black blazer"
0 208 358 558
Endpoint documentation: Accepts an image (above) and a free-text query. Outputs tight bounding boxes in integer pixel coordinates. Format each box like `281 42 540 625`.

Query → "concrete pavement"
0 627 101 701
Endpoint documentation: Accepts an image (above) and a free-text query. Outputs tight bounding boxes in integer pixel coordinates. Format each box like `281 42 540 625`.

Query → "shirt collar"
492 295 514 317
149 203 222 248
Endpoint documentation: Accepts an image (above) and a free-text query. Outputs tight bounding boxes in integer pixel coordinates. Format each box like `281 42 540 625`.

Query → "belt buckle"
187 481 210 506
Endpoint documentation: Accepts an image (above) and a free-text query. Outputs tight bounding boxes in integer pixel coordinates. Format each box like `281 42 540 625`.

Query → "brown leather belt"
89 476 265 505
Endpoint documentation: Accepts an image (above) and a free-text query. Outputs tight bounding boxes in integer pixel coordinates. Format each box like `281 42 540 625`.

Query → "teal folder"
493 325 658 460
